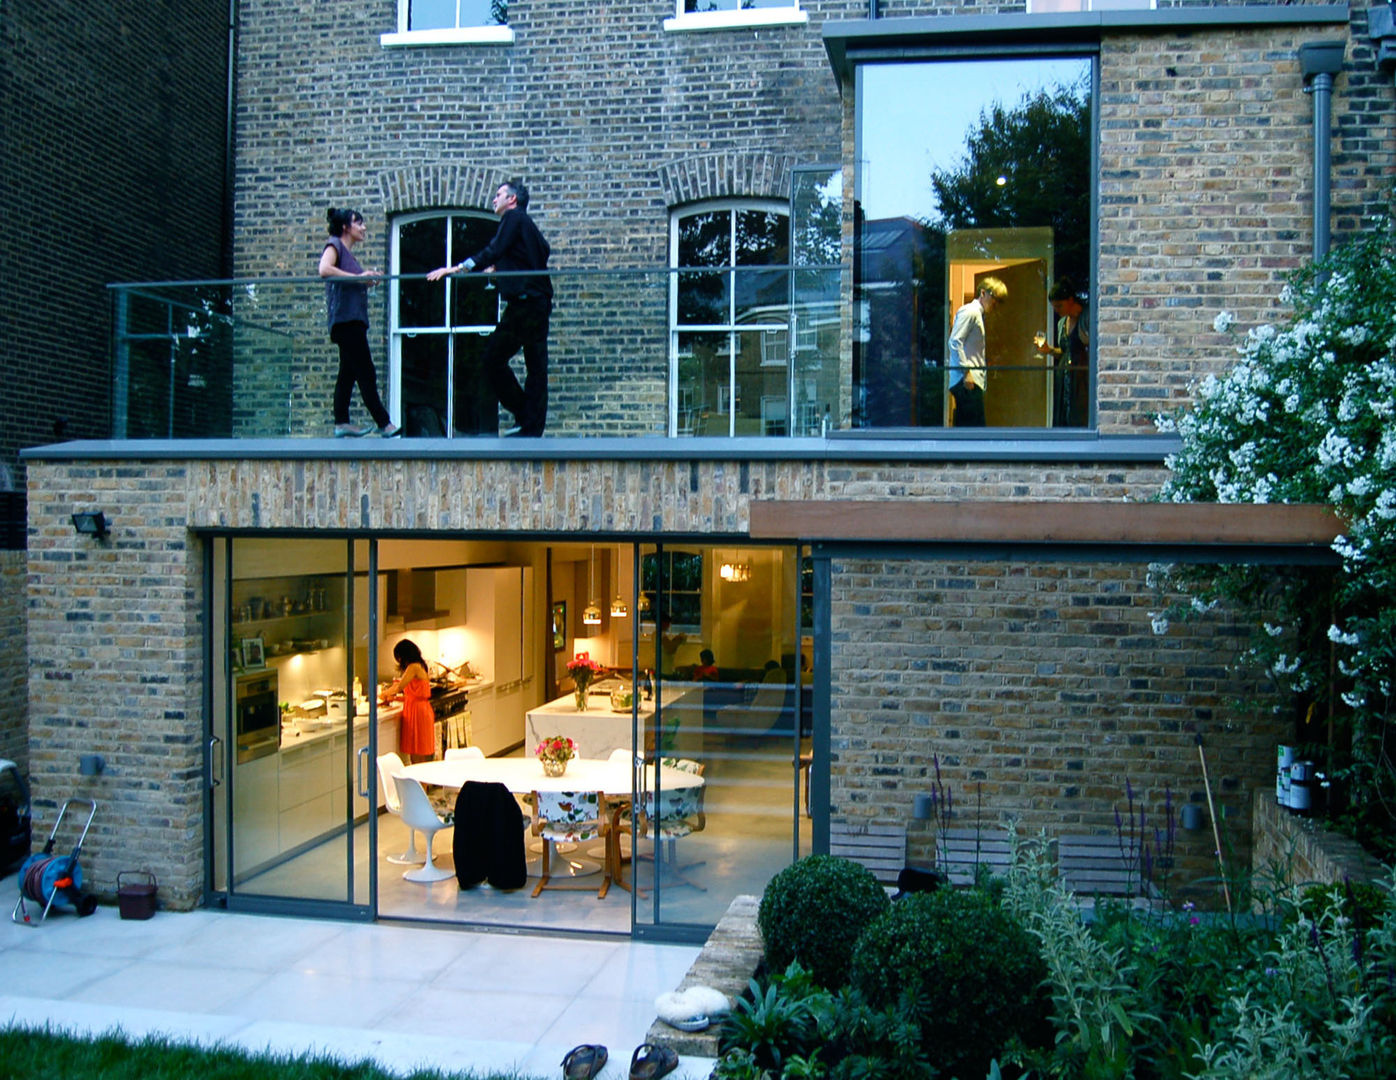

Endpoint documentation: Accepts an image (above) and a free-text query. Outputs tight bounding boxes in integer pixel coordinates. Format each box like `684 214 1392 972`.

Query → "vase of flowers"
535 735 576 777
567 653 603 712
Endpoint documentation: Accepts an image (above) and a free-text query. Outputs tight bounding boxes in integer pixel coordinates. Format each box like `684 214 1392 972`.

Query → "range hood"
388 569 451 628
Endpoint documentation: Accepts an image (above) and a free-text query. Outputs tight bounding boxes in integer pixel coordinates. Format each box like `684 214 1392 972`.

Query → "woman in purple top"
318 207 399 437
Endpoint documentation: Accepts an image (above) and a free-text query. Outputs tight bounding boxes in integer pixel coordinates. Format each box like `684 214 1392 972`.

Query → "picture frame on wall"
241 636 266 670
551 601 566 651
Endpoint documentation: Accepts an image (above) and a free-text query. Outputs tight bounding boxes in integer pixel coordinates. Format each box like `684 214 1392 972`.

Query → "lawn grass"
0 1026 543 1080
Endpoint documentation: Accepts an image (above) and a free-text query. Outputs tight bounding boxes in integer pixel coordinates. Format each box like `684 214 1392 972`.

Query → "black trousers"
950 380 986 427
330 320 391 428
484 296 551 435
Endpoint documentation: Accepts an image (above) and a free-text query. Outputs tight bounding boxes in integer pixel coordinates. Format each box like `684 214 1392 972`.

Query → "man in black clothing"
428 178 552 436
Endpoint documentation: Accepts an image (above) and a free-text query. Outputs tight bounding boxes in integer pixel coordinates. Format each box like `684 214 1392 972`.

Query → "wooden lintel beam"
748 500 1343 547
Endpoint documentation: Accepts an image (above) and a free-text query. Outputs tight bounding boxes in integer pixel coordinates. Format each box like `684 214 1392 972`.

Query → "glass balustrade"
108 266 847 441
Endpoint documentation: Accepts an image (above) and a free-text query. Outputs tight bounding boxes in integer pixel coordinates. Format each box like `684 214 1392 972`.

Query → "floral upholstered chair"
529 789 611 898
626 758 707 892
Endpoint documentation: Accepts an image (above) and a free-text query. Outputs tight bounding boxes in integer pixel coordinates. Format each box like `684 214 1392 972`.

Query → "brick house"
0 2 230 769
19 1 1392 937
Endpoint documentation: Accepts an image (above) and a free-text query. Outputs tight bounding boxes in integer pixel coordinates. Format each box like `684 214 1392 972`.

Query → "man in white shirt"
947 276 1008 427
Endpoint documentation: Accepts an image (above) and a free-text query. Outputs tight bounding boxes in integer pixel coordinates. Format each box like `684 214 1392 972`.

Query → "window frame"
669 199 792 439
381 0 514 48
388 210 502 437
853 48 1099 435
663 1 808 35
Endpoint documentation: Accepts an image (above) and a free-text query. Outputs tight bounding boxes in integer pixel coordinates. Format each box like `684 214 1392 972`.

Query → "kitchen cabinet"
465 567 533 754
232 751 279 876
279 736 335 850
465 683 494 755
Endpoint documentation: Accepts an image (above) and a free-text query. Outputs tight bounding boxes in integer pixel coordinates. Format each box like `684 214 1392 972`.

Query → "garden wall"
1250 788 1388 891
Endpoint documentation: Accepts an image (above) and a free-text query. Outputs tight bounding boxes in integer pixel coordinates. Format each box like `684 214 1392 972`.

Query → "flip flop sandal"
667 1014 709 1032
562 1043 608 1079
629 1042 679 1079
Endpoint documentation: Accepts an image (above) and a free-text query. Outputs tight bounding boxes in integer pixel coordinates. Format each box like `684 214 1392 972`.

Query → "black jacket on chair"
453 781 527 890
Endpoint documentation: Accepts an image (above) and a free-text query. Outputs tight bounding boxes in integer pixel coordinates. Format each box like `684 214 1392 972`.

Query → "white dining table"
401 754 703 797
400 755 703 886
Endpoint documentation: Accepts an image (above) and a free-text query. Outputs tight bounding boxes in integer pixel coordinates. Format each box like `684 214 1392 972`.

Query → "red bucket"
117 870 157 920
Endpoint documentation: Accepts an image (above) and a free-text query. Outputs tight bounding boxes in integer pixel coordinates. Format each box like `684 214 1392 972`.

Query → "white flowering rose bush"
1156 221 1396 843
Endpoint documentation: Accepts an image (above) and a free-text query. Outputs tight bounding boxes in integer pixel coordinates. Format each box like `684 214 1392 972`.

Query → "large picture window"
390 212 501 437
855 55 1094 430
670 202 789 437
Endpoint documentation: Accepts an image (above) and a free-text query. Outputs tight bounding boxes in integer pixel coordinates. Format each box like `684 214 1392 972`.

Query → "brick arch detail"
376 165 504 216
656 151 800 209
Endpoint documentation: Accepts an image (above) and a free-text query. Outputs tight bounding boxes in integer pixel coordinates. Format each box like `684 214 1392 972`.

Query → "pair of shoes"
500 425 522 437
333 423 373 437
561 1043 607 1078
629 1043 679 1079
377 423 402 437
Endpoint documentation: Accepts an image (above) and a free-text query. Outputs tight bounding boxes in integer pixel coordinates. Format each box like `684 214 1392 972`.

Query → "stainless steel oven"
235 669 279 763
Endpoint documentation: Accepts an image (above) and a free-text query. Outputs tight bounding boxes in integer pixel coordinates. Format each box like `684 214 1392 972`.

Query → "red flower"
535 735 577 763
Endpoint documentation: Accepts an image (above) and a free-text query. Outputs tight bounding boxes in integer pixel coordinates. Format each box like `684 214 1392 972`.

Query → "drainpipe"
1299 41 1346 262
224 0 239 279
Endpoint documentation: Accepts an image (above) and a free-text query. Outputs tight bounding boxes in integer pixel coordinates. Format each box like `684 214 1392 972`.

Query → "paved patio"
0 904 715 1079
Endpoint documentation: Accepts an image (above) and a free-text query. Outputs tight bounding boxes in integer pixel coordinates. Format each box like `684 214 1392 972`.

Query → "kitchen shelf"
233 612 331 631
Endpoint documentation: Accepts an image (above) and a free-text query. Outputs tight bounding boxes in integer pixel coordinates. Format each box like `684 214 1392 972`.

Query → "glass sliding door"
211 537 373 917
633 542 808 935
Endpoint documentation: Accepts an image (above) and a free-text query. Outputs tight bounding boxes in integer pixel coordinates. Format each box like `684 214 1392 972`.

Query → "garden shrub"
849 888 1050 1078
757 854 890 989
1154 219 1396 858
1295 879 1391 930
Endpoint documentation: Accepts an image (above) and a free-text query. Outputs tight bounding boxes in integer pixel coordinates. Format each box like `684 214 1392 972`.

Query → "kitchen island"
524 684 705 759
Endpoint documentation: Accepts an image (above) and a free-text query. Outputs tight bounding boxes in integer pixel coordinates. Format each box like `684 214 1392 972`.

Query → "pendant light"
610 546 629 617
582 546 602 626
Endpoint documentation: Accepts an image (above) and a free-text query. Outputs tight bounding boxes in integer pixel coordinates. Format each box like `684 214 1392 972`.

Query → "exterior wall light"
71 511 109 539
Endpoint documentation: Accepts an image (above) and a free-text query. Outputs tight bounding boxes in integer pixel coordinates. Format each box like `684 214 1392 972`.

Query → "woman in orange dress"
379 639 435 763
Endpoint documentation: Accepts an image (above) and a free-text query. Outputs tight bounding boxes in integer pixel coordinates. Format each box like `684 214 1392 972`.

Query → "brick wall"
225 3 1394 439
0 551 27 770
1251 788 1387 891
831 557 1287 903
24 452 1291 910
0 2 229 469
26 464 205 907
232 0 849 437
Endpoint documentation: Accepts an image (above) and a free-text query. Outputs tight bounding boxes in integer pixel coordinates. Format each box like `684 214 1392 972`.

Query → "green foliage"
718 961 937 1080
710 1046 774 1080
1294 879 1392 930
0 1026 519 1080
848 888 1050 1078
1189 878 1396 1078
758 854 891 988
1154 218 1396 843
721 967 818 1073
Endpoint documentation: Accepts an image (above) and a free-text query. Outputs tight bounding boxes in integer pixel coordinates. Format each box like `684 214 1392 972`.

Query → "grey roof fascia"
20 433 1180 465
823 7 1353 81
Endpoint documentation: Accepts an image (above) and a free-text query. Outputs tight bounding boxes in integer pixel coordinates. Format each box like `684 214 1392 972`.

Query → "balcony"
105 267 1173 461
109 267 846 442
